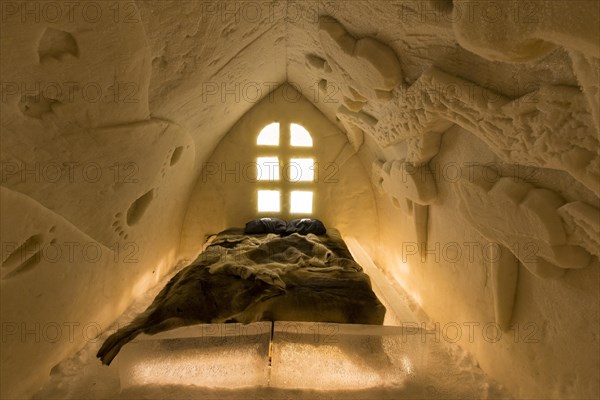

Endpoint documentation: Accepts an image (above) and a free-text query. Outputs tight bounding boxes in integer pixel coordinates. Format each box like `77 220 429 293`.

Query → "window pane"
290 191 313 214
256 157 280 181
290 123 313 147
257 122 279 146
288 158 314 182
258 190 280 212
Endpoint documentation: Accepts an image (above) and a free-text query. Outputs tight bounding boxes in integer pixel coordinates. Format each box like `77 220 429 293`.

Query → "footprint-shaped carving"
127 189 154 226
1 233 46 280
112 213 129 240
38 27 79 64
112 189 155 239
170 146 184 166
160 146 184 177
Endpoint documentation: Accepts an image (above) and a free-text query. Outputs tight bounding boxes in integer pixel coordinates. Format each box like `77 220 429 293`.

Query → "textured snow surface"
2 0 599 398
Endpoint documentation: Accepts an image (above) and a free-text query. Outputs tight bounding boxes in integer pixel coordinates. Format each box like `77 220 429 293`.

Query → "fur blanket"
97 229 386 365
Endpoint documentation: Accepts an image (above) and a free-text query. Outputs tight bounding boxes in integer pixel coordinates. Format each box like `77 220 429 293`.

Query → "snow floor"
33 261 512 400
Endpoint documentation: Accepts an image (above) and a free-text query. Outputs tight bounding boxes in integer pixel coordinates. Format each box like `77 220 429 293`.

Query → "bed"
97 219 386 365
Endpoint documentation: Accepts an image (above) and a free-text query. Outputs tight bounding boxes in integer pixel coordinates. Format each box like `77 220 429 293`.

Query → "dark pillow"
244 217 287 234
285 218 327 235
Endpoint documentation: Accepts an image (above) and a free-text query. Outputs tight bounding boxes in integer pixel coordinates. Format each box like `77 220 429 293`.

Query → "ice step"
118 322 271 389
118 321 428 391
270 322 427 390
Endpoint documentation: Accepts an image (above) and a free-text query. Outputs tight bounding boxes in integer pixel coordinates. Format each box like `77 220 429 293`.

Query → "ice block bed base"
118 321 511 399
118 322 425 391
33 268 509 399
118 322 272 389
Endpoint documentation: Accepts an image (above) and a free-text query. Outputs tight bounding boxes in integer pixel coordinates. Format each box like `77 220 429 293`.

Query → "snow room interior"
1 1 599 399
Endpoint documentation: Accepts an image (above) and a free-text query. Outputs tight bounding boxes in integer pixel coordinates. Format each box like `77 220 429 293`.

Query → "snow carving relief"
317 8 599 332
487 242 519 331
309 16 598 199
306 16 402 151
2 2 151 131
0 186 116 281
1 6 200 394
37 27 79 64
374 68 599 196
569 52 600 135
557 201 600 259
1 2 197 251
455 166 598 330
2 120 194 248
450 0 600 131
456 165 594 279
373 158 599 329
372 159 438 256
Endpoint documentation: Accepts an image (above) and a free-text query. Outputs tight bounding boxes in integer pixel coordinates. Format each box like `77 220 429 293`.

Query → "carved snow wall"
300 10 599 399
0 3 196 398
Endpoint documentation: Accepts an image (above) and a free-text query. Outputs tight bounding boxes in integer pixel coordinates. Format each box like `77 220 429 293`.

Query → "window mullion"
256 121 314 216
281 121 291 216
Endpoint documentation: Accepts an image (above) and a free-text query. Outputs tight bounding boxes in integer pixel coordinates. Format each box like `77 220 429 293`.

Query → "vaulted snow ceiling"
3 0 598 179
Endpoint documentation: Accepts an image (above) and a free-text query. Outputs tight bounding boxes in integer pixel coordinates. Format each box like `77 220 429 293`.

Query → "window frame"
256 121 315 217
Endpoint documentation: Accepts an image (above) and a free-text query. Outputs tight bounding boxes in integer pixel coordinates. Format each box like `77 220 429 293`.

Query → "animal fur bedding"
97 228 386 365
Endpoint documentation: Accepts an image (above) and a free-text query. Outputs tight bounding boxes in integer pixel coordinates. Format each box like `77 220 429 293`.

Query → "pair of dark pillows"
244 217 326 236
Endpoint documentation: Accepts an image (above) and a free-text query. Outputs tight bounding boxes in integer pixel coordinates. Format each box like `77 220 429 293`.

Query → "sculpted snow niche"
0 2 597 398
487 243 519 331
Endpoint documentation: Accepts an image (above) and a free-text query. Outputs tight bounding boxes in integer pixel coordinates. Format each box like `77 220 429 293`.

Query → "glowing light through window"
288 158 314 182
257 123 280 146
258 190 281 212
290 124 313 147
290 191 313 214
255 122 315 215
256 157 280 181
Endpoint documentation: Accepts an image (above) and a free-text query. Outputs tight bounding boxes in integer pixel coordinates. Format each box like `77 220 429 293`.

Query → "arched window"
256 122 315 215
